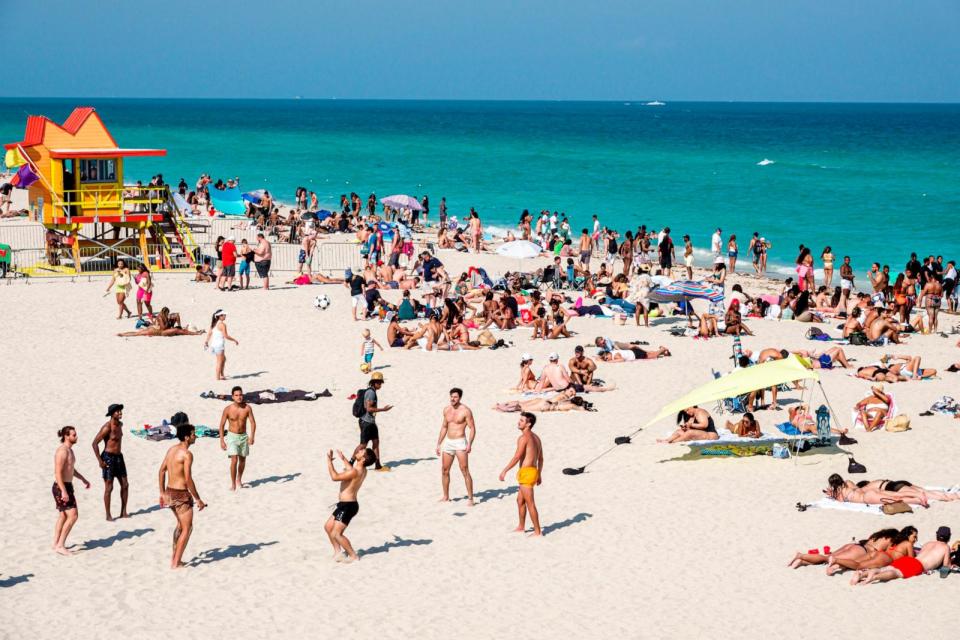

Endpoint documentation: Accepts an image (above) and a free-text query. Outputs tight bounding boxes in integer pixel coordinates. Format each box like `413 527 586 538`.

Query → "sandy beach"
2 227 960 639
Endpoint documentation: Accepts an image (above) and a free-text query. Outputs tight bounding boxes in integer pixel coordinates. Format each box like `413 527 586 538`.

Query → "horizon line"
0 96 958 106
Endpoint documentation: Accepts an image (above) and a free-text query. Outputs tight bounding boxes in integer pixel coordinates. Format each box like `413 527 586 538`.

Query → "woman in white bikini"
203 309 239 380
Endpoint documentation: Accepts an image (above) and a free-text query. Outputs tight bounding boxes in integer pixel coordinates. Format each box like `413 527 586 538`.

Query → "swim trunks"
841 278 853 290
221 264 236 277
359 419 379 444
52 482 77 512
225 431 250 457
818 354 834 370
166 488 194 514
441 437 468 455
254 260 270 278
364 352 374 364
101 451 128 481
238 261 250 276
390 336 405 348
517 466 539 487
333 500 359 526
298 249 307 264
891 556 923 579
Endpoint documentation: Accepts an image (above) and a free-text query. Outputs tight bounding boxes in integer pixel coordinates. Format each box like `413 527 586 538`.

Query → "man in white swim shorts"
435 387 476 505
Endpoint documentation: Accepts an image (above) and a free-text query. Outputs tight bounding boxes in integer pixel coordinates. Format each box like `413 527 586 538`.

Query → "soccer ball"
360 363 372 374
314 294 331 310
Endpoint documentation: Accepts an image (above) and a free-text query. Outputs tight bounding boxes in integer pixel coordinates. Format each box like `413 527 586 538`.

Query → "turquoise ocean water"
2 98 958 274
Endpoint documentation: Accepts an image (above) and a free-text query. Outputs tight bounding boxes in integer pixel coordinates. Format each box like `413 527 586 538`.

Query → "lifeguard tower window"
79 158 117 183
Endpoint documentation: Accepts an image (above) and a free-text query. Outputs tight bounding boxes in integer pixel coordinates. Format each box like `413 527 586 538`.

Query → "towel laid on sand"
200 389 332 404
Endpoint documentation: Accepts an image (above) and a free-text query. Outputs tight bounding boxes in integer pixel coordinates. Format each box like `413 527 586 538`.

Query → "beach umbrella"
381 194 423 211
647 280 724 305
495 240 542 260
242 189 266 203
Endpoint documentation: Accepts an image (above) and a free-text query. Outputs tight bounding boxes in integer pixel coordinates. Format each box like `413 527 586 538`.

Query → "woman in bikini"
105 259 133 319
849 527 918 585
657 406 718 443
825 474 960 507
513 355 537 391
597 346 671 362
921 276 944 333
855 385 892 431
788 528 898 572
855 365 904 384
493 387 593 413
726 412 761 438
724 299 753 336
118 307 200 337
820 246 835 288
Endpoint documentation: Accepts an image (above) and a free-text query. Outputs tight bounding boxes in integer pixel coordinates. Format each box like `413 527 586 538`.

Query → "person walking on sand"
204 309 238 380
91 403 129 521
359 372 392 471
218 386 257 490
159 422 206 570
324 445 375 563
52 426 91 555
499 412 543 537
436 387 476 505
104 258 133 319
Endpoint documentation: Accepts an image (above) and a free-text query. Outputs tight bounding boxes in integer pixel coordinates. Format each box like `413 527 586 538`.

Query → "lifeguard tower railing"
37 184 202 275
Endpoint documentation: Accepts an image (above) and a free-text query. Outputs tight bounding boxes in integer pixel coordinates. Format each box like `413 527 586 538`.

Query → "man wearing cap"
360 372 393 471
535 352 572 391
91 403 129 521
220 236 238 291
568 346 597 386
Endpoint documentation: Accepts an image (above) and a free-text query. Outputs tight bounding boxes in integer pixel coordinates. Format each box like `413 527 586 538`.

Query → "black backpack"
351 387 369 418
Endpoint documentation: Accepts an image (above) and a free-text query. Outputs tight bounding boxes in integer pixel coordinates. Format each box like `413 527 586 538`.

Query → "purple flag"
12 163 38 188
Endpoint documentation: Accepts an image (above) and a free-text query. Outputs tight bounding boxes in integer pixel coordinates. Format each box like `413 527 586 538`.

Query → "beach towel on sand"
200 389 332 404
808 486 960 515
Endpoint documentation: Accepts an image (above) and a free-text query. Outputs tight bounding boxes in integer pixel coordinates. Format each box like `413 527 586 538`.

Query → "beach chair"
712 369 748 415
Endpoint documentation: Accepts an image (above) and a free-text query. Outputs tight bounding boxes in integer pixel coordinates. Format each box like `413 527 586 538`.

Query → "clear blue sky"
9 0 959 101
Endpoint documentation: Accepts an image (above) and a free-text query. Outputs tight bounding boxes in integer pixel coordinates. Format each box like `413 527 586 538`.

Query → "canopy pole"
817 380 846 435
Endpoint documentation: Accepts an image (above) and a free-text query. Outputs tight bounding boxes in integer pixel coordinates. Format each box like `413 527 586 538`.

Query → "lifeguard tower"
3 107 198 274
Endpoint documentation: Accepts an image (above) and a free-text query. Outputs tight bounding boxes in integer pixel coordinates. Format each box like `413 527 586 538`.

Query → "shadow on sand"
82 528 155 550
246 473 302 488
0 574 34 588
357 535 432 557
229 370 269 379
456 486 518 504
188 541 278 566
127 504 164 517
542 512 593 536
385 457 436 469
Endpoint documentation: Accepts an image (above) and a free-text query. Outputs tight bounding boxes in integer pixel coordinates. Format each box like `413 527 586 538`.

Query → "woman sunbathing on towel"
117 307 202 337
825 473 960 507
597 346 671 362
788 527 898 572
793 346 851 369
855 365 905 383
657 406 718 443
493 388 594 412
882 354 936 380
829 527 916 575
855 385 892 431
726 412 762 438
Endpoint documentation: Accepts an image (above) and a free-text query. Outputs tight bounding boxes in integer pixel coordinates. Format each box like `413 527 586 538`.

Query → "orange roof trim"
4 106 119 150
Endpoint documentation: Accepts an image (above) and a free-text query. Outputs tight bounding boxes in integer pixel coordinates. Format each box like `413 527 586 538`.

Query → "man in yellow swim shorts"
499 411 543 536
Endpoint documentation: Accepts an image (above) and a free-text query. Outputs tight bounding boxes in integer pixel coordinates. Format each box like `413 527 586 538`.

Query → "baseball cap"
548 352 559 361
574 345 584 353
521 353 533 362
937 526 951 541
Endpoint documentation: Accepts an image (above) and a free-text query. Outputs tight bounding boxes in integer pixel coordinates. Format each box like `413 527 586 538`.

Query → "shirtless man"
218 386 257 490
92 403 129 521
436 388 476 505
534 353 570 391
53 426 91 556
866 307 902 344
253 232 272 290
499 412 544 537
568 346 596 385
158 423 206 569
852 527 956 585
298 231 316 275
578 229 593 267
324 445 375 563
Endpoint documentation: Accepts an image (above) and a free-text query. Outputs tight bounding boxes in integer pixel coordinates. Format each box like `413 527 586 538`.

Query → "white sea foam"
644 101 666 106
757 158 775 166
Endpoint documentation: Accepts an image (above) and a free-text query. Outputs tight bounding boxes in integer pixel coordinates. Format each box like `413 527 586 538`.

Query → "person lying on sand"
824 473 960 507
855 385 892 431
787 527 899 573
793 346 851 369
493 388 594 413
597 346 670 362
657 406 718 443
851 527 955 585
882 354 936 380
287 272 344 285
726 412 762 438
856 365 906 384
117 307 202 337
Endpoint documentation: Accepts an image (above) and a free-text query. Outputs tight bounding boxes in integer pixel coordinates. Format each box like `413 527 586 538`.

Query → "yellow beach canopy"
645 355 819 426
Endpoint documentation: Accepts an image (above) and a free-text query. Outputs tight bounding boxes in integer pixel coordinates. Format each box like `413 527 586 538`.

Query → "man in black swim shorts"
324 445 375 563
92 403 129 521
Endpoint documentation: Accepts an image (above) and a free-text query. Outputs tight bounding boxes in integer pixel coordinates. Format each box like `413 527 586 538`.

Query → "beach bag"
351 388 369 418
848 331 868 345
881 501 913 515
805 327 830 341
